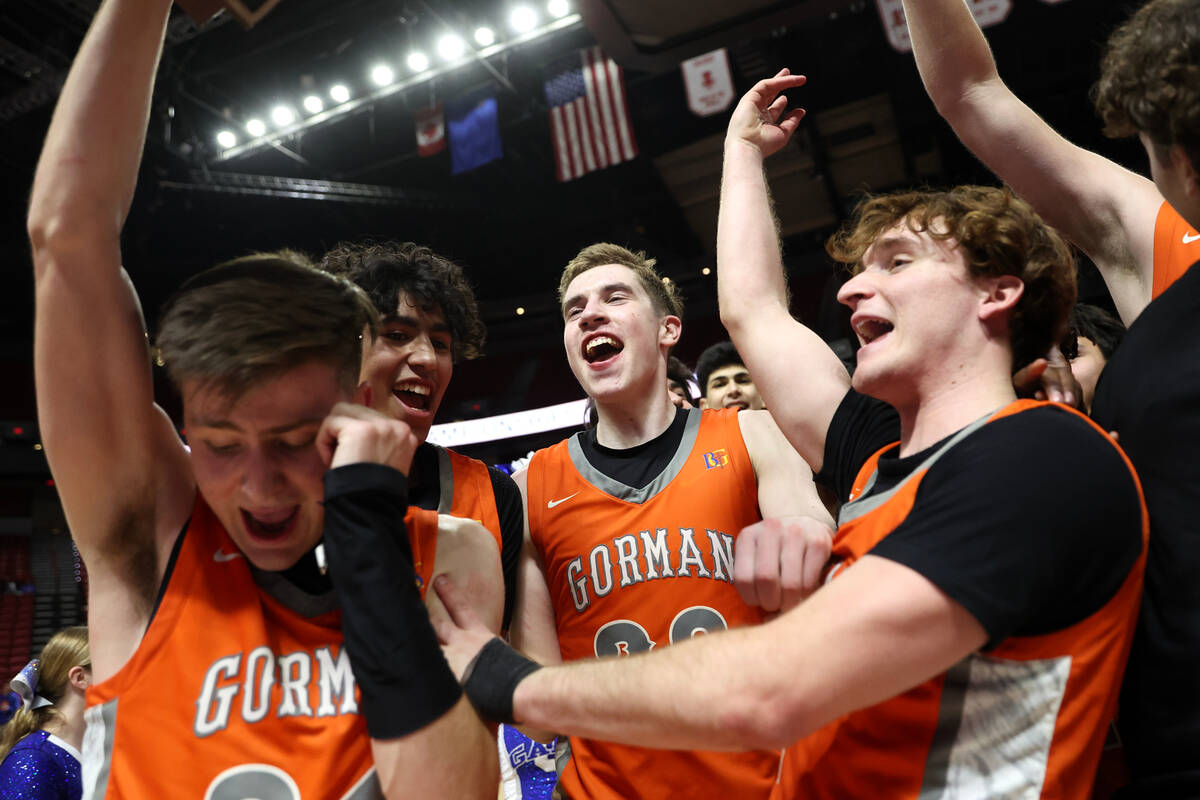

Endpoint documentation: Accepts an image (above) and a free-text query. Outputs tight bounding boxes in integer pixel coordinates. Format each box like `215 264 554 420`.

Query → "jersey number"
205 764 382 799
593 605 728 657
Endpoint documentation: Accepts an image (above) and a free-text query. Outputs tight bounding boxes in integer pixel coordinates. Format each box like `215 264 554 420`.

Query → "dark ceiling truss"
159 169 476 210
206 13 582 164
0 1 230 122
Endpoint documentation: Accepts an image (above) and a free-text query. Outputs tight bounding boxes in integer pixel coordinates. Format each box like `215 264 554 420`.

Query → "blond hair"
558 243 684 320
0 627 89 761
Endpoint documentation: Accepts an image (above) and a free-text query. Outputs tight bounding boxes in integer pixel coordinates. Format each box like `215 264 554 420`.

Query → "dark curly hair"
1063 302 1126 361
320 241 486 362
826 186 1077 370
1094 0 1200 171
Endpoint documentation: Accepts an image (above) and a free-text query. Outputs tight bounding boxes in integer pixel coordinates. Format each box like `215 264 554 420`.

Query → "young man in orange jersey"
29 1 499 797
321 242 523 631
489 242 835 799
906 0 1200 791
435 75 1148 799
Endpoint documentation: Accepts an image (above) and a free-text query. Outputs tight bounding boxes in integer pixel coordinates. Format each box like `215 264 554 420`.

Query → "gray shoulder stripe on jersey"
567 408 703 505
81 698 117 800
341 767 384 799
837 409 995 527
435 445 454 515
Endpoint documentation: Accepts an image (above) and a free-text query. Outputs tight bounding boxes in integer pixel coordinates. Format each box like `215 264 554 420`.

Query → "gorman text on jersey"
565 526 735 612
194 644 358 737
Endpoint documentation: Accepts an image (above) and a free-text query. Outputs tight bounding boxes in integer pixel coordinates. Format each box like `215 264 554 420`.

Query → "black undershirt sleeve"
816 390 902 501
488 466 523 632
868 408 1143 647
323 463 462 738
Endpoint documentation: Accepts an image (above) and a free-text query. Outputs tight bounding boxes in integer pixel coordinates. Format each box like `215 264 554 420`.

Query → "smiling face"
837 222 985 406
359 290 453 443
702 364 764 411
561 264 680 404
184 361 349 572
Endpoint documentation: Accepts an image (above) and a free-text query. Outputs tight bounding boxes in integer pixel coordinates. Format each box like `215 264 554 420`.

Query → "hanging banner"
680 48 735 118
415 104 445 157
876 0 1012 53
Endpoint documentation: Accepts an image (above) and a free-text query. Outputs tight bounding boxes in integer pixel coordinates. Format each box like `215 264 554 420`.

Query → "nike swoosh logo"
213 549 243 563
547 492 579 509
1184 232 1200 244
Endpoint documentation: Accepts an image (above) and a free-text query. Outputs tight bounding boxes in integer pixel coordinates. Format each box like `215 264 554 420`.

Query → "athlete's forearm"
716 142 790 333
511 622 802 752
28 0 171 253
374 698 499 799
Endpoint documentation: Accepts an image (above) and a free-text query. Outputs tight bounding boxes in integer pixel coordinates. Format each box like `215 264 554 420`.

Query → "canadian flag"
415 104 446 157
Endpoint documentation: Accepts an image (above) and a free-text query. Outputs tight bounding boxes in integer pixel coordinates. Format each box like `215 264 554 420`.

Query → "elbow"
28 210 115 281
718 302 754 337
928 76 1003 128
716 683 810 751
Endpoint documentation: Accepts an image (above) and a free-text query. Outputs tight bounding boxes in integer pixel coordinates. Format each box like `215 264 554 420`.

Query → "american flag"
543 46 638 182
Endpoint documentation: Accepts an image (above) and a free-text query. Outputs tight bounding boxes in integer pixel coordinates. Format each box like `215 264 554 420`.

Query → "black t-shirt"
820 390 1143 648
1091 261 1200 793
409 443 523 631
578 407 690 489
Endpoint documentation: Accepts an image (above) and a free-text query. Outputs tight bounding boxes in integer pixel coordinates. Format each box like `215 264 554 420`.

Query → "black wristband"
323 463 462 738
462 637 542 724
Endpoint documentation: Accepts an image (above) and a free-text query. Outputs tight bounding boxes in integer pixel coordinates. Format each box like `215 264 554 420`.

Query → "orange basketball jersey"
527 408 781 800
1152 201 1200 299
778 401 1148 799
82 496 439 799
437 445 503 553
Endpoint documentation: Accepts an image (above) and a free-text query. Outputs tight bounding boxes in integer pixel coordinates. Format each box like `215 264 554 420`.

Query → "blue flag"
447 92 502 175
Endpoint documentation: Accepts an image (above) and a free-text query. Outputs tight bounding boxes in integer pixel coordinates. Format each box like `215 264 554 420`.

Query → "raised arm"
902 0 1163 324
718 73 853 471
28 0 193 674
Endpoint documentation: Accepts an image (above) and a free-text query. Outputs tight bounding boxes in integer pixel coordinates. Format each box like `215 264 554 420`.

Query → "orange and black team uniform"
792 391 1147 799
409 442 522 630
1090 204 1200 795
83 469 448 799
1149 201 1200 300
526 407 781 800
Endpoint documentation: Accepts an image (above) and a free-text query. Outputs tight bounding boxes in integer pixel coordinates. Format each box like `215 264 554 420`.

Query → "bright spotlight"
548 0 569 18
216 130 237 149
271 105 296 126
303 95 323 114
407 51 430 72
329 84 351 103
245 118 266 137
370 64 395 86
474 27 496 46
436 35 465 61
510 6 538 32
516 307 526 316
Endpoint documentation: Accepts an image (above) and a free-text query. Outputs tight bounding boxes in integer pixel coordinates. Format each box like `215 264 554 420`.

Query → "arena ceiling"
0 0 1151 481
